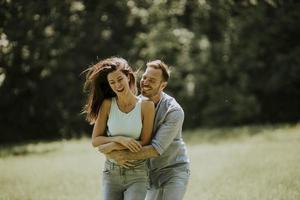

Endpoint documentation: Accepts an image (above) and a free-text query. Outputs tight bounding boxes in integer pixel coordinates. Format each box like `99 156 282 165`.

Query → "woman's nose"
115 82 121 88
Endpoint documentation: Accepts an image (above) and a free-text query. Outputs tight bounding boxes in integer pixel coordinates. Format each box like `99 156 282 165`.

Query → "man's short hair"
146 60 170 82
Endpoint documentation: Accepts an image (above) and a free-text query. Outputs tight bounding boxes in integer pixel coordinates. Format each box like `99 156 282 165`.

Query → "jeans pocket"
103 161 114 174
187 168 191 176
102 168 111 176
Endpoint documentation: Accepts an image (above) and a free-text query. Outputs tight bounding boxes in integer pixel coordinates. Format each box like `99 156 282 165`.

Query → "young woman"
83 57 155 200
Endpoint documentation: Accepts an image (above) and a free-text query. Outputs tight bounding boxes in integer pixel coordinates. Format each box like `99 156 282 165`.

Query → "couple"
83 57 190 200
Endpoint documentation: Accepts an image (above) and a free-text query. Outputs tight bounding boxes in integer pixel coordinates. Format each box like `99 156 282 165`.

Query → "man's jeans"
102 160 149 200
145 165 190 200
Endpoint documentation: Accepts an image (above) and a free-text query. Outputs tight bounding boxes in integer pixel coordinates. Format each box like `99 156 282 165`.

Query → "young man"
103 60 190 200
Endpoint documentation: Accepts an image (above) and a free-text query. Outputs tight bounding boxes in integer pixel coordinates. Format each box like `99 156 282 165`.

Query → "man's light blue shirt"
142 92 189 172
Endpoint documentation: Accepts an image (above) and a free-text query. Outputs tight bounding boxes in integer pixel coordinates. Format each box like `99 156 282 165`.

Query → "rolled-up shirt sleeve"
151 108 184 155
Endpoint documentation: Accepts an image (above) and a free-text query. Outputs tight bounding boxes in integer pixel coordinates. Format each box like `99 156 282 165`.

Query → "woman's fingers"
131 139 142 149
128 141 142 152
119 137 142 152
124 139 141 152
128 143 139 152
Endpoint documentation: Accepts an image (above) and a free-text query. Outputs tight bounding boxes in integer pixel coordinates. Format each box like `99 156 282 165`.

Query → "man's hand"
106 150 126 162
106 145 158 161
96 144 135 168
115 160 136 169
106 150 136 168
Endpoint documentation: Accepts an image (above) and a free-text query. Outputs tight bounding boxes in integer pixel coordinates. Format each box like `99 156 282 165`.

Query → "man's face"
140 67 166 99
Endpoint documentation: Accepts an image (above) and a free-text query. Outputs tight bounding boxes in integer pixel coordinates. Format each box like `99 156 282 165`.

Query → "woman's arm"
97 100 154 153
91 99 127 146
97 142 128 154
92 99 142 152
91 99 115 147
140 100 155 146
97 142 127 154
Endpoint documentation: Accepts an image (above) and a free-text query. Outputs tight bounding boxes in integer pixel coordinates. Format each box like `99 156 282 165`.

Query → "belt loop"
119 167 122 176
108 160 114 170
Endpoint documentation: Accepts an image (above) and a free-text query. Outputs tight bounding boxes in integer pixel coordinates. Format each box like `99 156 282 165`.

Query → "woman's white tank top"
107 97 142 139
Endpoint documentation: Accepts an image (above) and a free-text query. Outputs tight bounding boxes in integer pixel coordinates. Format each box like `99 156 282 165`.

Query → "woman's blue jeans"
102 160 149 200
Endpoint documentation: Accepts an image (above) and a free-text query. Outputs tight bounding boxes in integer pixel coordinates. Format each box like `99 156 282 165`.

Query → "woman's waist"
106 159 147 169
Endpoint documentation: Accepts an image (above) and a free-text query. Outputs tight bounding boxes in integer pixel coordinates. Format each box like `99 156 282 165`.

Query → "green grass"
1 124 300 200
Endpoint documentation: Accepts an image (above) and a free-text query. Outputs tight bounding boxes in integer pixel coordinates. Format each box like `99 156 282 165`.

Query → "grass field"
1 125 300 200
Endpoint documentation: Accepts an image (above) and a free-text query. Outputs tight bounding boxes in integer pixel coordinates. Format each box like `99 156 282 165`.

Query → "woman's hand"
117 136 142 152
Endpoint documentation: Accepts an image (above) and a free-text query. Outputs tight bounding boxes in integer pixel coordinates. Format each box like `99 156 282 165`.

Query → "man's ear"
161 82 167 90
127 74 132 83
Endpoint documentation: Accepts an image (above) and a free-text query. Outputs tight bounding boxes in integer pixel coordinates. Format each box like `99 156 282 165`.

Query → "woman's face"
107 70 130 95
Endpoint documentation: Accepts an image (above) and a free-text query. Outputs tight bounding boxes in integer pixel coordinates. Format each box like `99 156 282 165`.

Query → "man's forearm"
108 145 159 161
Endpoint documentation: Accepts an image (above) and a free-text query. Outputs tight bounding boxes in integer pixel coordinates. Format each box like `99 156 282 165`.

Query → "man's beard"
141 89 151 97
140 81 163 98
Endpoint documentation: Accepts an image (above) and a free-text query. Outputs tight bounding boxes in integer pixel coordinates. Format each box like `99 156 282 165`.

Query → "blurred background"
1 1 300 200
0 0 299 143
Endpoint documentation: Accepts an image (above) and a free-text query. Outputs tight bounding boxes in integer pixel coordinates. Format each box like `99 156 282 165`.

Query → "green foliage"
0 0 299 142
0 0 142 142
0 1 88 142
230 1 300 123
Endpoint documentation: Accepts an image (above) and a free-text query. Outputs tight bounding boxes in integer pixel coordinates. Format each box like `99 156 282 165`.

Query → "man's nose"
142 79 149 85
